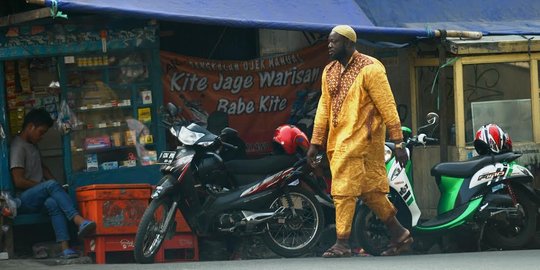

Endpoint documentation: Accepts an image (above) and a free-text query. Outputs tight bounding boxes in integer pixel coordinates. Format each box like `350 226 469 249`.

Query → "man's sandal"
78 220 96 238
380 234 414 256
322 246 352 258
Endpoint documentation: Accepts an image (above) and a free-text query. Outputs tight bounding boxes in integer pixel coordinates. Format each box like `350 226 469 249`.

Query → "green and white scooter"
353 113 540 255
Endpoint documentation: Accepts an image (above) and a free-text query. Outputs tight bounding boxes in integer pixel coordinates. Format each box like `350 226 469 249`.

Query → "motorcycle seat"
224 154 298 186
431 152 521 178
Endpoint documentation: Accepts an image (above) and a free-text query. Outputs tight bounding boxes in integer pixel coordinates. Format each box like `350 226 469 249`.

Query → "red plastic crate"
83 233 198 264
156 233 199 263
174 211 191 232
76 184 152 235
77 183 196 263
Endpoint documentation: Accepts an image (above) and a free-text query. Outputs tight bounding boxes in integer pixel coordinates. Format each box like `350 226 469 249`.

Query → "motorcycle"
134 104 325 263
353 113 540 255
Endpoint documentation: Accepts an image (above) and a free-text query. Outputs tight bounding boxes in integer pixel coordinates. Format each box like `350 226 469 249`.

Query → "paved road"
1 249 539 270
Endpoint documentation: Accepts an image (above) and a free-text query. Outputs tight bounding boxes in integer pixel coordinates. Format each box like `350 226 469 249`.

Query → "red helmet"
272 125 309 155
502 132 513 152
473 124 510 155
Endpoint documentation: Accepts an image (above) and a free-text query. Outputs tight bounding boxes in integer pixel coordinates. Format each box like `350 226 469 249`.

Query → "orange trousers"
334 192 397 239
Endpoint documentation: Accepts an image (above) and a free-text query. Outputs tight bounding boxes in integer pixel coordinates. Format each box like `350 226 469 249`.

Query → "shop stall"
0 17 198 262
0 17 165 191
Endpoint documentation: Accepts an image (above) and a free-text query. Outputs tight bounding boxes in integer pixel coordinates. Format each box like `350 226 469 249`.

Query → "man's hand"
394 147 408 168
11 168 38 190
307 144 320 168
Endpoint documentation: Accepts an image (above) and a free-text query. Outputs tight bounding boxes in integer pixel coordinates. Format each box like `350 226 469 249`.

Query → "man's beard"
330 48 346 61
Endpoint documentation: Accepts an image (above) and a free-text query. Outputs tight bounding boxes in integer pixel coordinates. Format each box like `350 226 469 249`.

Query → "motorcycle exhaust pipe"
242 207 285 224
477 194 516 221
217 207 285 232
479 203 523 225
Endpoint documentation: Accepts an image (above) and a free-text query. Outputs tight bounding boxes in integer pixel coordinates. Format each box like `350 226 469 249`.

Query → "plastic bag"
56 100 80 135
1 191 20 218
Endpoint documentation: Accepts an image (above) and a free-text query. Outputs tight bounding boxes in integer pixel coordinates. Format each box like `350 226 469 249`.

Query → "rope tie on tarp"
425 25 435 38
430 57 459 109
50 0 68 19
521 35 534 58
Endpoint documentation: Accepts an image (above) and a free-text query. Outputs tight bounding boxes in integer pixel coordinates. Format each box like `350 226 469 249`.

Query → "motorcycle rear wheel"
484 186 537 249
134 197 175 264
262 187 324 257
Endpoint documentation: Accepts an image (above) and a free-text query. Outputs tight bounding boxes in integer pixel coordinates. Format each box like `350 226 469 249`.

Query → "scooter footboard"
415 197 483 232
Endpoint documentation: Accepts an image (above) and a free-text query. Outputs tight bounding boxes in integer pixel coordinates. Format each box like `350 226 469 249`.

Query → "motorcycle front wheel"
134 197 176 264
353 204 390 256
262 187 324 257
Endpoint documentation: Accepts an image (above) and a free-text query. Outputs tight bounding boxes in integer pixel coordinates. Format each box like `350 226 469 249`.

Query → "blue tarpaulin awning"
41 0 540 43
42 0 437 43
355 0 540 36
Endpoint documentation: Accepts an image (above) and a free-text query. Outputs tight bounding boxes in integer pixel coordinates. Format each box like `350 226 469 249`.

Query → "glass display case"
61 51 159 175
0 18 164 196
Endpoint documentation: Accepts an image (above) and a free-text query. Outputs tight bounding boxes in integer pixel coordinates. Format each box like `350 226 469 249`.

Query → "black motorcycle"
133 104 325 263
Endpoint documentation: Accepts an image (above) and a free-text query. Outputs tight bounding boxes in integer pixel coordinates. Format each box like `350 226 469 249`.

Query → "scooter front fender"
387 161 421 227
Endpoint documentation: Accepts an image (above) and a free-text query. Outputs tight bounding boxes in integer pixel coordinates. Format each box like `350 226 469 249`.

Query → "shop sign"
162 42 328 154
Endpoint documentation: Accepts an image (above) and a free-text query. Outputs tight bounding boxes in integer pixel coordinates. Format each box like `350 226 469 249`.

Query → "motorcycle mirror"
418 112 440 135
426 112 439 125
220 127 239 138
166 102 180 116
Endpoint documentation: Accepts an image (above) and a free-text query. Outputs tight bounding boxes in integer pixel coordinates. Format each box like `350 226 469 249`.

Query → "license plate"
491 183 504 193
157 151 176 164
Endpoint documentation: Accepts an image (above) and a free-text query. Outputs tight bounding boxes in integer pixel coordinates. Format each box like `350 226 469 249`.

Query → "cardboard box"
140 90 152 105
124 131 136 146
84 136 111 150
86 154 98 172
100 161 118 170
137 107 151 123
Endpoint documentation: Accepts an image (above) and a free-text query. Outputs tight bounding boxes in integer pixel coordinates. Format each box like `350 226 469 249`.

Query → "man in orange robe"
307 25 412 257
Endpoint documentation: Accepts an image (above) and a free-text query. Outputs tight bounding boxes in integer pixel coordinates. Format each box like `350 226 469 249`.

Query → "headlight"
178 126 205 145
198 141 214 147
384 145 393 163
169 126 180 137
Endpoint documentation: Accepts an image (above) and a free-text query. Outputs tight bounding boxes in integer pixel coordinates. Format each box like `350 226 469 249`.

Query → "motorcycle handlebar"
412 133 438 145
292 157 308 170
221 141 238 150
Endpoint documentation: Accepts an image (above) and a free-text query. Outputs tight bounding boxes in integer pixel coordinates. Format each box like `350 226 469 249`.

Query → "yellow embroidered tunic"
311 51 403 197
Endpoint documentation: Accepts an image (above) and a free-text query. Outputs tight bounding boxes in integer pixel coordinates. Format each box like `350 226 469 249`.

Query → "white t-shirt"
10 135 44 183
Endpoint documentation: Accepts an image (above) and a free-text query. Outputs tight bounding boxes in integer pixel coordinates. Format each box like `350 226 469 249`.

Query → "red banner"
161 42 328 155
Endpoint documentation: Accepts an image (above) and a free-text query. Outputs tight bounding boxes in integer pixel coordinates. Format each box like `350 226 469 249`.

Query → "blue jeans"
18 180 80 242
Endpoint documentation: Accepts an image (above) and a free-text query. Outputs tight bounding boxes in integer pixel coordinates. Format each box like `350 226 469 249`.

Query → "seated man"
10 108 96 259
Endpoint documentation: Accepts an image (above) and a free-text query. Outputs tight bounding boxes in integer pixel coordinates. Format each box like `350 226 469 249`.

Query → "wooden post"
453 59 465 149
530 59 540 143
433 29 482 40
438 37 448 162
26 0 46 5
0 7 51 27
409 52 418 132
